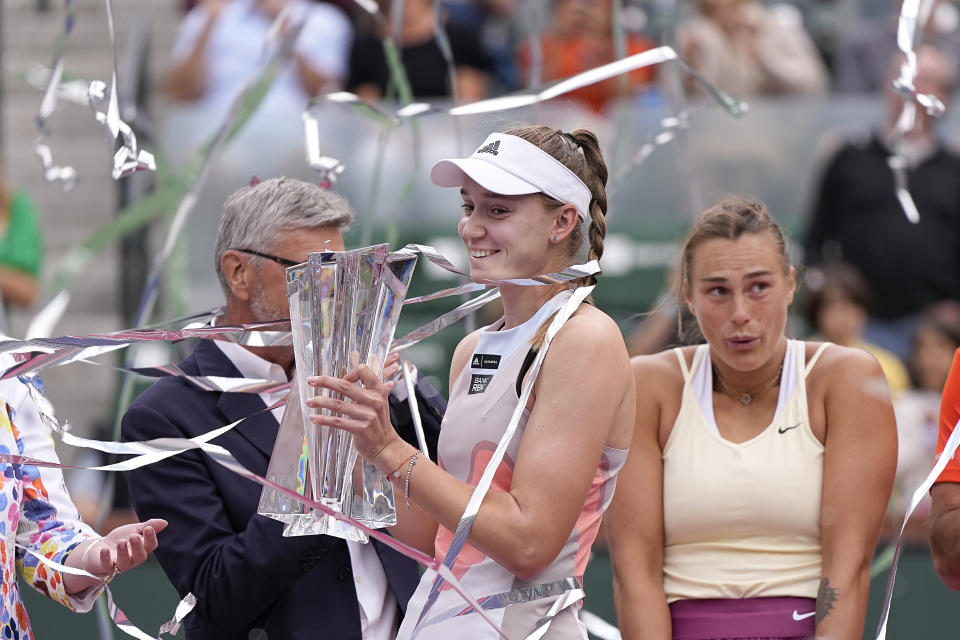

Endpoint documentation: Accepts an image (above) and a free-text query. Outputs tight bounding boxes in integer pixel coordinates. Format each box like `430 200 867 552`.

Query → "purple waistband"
669 597 816 640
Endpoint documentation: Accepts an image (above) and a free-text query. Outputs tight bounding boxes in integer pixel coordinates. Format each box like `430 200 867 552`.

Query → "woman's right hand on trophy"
305 359 413 476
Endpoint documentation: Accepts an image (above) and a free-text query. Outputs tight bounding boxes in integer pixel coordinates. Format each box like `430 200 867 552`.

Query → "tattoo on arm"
816 577 838 625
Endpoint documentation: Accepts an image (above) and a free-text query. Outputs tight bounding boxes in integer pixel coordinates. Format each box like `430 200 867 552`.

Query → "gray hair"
214 177 354 292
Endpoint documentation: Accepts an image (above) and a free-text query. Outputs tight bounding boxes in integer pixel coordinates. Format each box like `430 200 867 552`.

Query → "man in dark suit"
122 177 442 639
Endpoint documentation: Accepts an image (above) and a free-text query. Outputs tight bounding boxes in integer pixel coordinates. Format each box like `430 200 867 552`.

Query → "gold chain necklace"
712 359 785 406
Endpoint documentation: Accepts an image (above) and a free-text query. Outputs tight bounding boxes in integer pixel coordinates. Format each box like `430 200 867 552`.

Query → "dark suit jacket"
122 340 442 639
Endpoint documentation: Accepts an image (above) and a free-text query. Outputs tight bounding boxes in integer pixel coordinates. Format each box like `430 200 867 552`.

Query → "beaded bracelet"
403 451 420 509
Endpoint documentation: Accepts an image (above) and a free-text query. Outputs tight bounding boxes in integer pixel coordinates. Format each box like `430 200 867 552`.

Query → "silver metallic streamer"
2 427 511 639
392 288 502 353
25 66 90 107
578 610 622 640
0 319 289 380
134 5 301 327
524 587 587 640
610 104 711 193
92 362 290 395
404 281 490 305
26 9 300 341
419 577 583 631
430 0 458 102
447 47 746 118
302 44 745 178
400 359 430 455
157 593 197 636
17 544 191 640
400 244 601 286
887 0 947 223
2 243 593 378
303 112 346 186
93 0 156 180
33 0 78 189
875 417 960 638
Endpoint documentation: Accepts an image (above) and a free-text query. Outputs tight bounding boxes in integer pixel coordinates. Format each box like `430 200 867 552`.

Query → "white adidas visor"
430 133 592 222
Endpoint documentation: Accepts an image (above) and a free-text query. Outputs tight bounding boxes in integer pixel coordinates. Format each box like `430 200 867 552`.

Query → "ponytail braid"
569 128 608 268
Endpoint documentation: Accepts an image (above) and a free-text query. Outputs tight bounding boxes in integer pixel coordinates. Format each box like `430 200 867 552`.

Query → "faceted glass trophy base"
279 512 369 543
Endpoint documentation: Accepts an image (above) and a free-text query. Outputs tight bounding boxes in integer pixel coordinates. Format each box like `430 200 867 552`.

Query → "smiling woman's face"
685 232 795 372
457 176 565 282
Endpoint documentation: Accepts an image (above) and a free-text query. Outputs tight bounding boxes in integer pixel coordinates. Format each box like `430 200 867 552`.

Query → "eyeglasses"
234 248 301 268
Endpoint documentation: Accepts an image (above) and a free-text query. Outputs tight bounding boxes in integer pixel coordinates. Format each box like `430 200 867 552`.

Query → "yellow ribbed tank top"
662 339 830 603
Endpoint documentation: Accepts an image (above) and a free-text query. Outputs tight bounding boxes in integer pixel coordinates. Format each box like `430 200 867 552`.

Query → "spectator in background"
181 0 352 13
443 0 519 92
518 0 656 114
347 0 493 102
677 0 827 97
0 172 41 315
909 302 960 392
165 0 352 145
803 45 960 361
834 0 960 94
803 262 909 394
887 303 960 543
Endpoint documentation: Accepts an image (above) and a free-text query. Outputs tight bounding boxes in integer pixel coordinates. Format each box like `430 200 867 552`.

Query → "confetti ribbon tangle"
886 0 948 223
0 245 601 380
0 242 607 638
33 0 156 189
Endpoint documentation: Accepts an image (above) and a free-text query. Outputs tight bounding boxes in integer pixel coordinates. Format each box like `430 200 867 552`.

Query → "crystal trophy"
258 245 418 541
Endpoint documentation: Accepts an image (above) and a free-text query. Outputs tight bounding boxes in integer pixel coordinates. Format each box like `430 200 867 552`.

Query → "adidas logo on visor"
476 140 500 155
431 132 592 222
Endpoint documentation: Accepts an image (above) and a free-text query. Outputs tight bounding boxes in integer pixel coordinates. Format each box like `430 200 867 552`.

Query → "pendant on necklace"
739 394 752 406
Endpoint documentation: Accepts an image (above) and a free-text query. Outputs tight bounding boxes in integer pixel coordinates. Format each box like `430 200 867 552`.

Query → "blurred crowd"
164 0 960 112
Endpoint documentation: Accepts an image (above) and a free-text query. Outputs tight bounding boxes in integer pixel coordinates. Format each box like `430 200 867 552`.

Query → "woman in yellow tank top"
607 197 897 640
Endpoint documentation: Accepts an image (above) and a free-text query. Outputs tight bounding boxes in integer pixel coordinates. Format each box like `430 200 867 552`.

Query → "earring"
552 235 559 242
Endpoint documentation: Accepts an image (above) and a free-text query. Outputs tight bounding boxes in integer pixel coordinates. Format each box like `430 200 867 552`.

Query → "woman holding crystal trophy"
305 125 634 638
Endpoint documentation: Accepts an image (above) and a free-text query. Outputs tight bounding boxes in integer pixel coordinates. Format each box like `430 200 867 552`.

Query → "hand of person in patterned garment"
63 518 167 594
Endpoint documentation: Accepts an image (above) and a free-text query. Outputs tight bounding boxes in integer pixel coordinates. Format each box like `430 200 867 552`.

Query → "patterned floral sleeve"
6 374 102 612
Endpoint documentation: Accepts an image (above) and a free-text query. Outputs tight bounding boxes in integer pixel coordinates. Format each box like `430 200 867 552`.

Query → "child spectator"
804 262 909 394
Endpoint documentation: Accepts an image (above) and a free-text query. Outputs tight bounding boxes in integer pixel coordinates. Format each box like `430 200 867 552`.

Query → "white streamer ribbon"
887 0 948 223
874 417 960 638
17 545 196 639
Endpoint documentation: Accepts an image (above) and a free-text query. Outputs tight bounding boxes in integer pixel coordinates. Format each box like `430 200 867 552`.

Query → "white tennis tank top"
662 339 830 602
397 290 627 639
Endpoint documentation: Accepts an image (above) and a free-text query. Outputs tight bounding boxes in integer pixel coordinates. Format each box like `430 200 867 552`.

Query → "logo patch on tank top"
470 353 501 370
469 374 493 394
